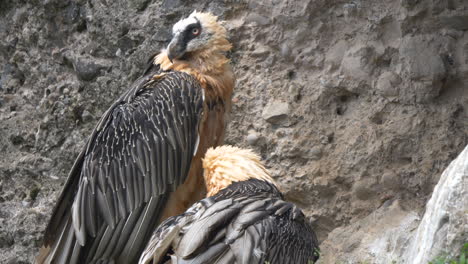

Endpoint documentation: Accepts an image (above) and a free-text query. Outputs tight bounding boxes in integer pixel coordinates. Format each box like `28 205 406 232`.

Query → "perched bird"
139 146 320 264
37 11 234 264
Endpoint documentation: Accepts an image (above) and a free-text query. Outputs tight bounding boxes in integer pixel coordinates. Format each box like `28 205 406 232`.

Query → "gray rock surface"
319 145 468 264
0 0 467 263
246 130 259 145
405 144 468 264
319 200 420 264
262 100 290 125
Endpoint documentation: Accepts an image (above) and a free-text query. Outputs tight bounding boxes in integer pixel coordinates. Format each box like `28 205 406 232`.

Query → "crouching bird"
37 11 234 264
139 146 320 264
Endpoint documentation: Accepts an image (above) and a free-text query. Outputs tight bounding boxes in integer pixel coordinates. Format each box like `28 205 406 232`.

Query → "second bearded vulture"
37 11 234 264
139 146 320 264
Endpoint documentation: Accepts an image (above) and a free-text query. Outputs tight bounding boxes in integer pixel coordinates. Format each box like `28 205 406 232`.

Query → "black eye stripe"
175 20 202 55
184 23 201 34
182 22 202 45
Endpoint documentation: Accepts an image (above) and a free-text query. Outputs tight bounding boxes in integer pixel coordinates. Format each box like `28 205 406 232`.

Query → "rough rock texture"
404 145 468 264
320 145 468 263
0 0 467 263
319 200 420 263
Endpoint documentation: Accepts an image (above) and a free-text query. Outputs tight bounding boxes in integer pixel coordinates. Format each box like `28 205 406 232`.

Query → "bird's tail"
36 213 82 264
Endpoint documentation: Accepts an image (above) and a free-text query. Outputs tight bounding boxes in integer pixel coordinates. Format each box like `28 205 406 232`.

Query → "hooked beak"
167 34 185 63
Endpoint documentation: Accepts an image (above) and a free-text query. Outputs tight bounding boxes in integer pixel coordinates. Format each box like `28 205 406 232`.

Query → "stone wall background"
0 0 467 263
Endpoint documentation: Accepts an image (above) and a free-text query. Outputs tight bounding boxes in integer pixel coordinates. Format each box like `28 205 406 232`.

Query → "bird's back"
140 179 320 264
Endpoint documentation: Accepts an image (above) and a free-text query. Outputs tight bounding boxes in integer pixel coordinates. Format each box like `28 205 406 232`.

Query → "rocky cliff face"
320 145 468 263
0 0 467 263
405 145 468 264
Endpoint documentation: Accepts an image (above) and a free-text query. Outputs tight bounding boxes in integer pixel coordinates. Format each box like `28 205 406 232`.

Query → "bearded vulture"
139 146 320 264
37 11 235 264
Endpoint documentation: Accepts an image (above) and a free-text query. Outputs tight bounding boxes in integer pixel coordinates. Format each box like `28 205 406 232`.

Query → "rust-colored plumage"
153 11 235 224
37 11 234 264
155 11 234 100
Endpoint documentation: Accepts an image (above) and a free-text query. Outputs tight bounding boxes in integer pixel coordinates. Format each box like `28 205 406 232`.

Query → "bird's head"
165 11 231 62
202 145 278 196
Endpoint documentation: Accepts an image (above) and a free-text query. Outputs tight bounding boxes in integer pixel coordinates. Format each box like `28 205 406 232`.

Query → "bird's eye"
192 28 200 36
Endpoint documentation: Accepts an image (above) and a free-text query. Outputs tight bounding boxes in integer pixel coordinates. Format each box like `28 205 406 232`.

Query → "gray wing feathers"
44 72 204 264
229 224 263 264
139 201 208 264
176 243 229 264
177 203 242 258
139 180 320 264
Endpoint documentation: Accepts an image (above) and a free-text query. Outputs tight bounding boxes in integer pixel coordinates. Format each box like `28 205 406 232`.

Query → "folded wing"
39 70 204 264
139 179 320 264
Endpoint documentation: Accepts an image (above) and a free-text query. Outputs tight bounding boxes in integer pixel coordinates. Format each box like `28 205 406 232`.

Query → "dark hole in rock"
76 19 87 32
339 95 350 102
370 114 384 125
9 134 24 145
400 157 412 164
336 106 345 115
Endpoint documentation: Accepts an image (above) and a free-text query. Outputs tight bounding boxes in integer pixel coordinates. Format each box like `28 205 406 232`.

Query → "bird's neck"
154 50 234 101
204 161 278 197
